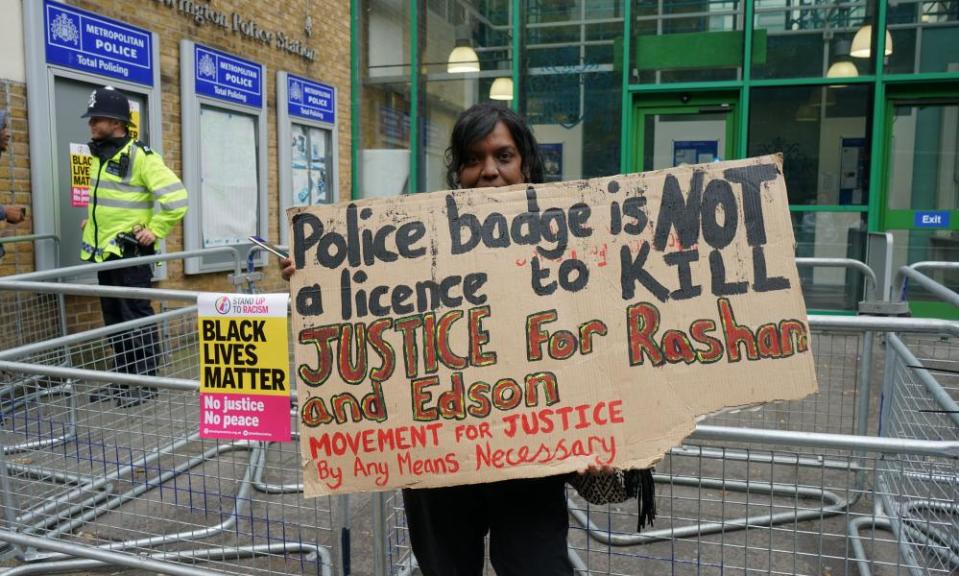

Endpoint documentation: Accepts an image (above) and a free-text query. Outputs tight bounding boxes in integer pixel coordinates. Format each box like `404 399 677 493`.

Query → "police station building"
0 0 349 303
1 0 957 319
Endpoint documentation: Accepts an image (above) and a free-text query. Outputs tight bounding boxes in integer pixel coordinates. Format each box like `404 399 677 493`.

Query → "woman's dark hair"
445 103 544 189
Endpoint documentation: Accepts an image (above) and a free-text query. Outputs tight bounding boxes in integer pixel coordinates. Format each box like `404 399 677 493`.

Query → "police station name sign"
289 155 818 496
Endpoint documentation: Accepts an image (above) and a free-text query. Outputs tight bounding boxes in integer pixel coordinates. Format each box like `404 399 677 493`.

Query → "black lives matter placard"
288 155 817 496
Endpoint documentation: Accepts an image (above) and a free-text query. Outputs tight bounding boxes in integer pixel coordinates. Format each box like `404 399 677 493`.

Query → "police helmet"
81 86 131 124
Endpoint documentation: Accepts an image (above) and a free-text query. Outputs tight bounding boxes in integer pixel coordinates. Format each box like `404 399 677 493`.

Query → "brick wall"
0 80 33 277
69 0 352 294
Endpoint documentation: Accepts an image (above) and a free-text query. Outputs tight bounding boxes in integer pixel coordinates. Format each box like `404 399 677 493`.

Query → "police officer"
81 86 188 407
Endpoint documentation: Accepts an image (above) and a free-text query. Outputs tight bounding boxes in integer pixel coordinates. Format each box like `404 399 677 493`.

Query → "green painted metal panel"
807 309 858 316
628 29 766 71
619 0 632 173
909 301 959 320
866 0 889 233
789 205 868 213
408 0 418 193
737 0 754 160
511 0 519 112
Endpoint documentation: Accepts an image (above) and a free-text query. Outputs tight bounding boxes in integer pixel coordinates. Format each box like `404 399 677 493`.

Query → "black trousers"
402 475 573 576
97 263 158 376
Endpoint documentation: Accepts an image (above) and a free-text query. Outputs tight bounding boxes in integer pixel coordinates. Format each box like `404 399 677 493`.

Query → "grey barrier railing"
0 234 61 262
3 279 957 575
0 234 68 361
372 313 959 576
895 261 959 309
0 245 244 283
0 252 339 576
796 256 879 301
0 255 959 574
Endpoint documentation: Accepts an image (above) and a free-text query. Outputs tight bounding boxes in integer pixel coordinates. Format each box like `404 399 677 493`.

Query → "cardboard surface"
289 155 818 496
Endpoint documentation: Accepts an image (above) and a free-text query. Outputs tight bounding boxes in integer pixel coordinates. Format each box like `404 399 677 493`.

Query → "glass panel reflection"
749 85 871 206
890 229 959 303
753 0 873 79
420 0 512 193
886 0 959 74
887 102 959 211
358 0 412 199
792 211 868 310
524 0 625 180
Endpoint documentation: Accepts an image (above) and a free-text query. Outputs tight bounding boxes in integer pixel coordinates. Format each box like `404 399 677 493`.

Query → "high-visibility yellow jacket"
81 139 188 262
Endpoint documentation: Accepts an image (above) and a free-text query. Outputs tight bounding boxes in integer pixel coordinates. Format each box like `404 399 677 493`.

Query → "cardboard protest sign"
289 155 817 496
199 293 292 442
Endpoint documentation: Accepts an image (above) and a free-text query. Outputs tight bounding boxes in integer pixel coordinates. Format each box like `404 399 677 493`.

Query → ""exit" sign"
913 211 951 228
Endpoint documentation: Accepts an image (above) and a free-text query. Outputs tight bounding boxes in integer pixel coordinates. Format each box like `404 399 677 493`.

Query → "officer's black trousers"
97 262 159 376
401 475 573 576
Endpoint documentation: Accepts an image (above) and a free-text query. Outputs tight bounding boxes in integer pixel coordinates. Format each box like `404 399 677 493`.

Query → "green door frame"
879 84 959 230
878 84 959 319
630 93 740 173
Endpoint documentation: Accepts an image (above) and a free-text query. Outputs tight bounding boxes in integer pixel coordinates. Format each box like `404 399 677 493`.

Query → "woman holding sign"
397 104 576 576
282 104 573 575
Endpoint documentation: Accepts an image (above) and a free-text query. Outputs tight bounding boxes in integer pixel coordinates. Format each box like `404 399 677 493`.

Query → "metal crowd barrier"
847 261 959 576
0 253 956 575
372 316 957 576
894 261 959 309
373 259 958 576
0 234 66 356
0 250 340 576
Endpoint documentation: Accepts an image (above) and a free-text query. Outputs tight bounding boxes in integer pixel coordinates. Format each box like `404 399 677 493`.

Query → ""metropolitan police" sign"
287 74 335 124
44 0 154 86
194 44 263 108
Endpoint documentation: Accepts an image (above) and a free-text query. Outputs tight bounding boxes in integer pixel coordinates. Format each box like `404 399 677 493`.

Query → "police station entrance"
53 77 149 270
24 1 162 273
631 93 739 172
880 88 959 318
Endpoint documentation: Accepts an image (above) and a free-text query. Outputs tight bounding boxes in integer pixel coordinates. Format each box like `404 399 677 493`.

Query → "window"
291 124 333 206
199 106 259 247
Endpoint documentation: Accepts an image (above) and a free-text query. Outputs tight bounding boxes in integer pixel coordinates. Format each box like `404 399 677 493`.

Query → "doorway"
631 92 739 172
53 77 150 271
880 89 959 318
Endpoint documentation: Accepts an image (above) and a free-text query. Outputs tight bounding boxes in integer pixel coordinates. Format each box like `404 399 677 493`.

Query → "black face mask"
88 134 131 162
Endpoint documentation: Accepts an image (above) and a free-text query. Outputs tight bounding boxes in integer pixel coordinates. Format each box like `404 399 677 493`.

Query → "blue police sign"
194 44 263 108
287 74 335 124
44 0 154 86
913 211 951 229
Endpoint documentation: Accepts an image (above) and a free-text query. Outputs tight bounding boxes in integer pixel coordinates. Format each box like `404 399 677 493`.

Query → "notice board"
288 155 817 496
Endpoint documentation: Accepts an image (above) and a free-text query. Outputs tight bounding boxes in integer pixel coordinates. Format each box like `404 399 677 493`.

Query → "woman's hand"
280 257 295 282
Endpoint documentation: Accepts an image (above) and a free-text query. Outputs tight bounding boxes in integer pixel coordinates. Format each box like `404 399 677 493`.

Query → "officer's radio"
116 225 154 258
118 152 130 179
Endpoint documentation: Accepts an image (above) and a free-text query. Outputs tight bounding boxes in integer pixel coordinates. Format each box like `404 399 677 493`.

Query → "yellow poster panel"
199 315 290 396
129 101 140 140
69 142 91 208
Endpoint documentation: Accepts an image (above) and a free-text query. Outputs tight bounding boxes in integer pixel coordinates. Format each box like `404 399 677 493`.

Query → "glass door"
881 92 959 319
631 93 739 172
